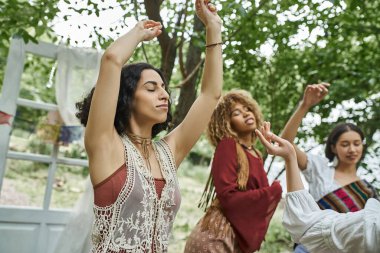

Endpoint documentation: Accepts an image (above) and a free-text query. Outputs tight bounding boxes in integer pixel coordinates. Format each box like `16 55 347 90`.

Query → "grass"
3 159 88 209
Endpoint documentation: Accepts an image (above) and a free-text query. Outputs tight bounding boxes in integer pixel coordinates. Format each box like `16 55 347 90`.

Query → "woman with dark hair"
281 83 378 253
256 122 380 253
75 0 223 252
184 90 282 253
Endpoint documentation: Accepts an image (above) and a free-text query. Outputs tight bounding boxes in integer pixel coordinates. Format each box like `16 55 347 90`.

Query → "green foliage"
0 0 60 91
216 0 380 180
187 135 214 166
260 209 293 253
27 135 54 155
0 0 59 44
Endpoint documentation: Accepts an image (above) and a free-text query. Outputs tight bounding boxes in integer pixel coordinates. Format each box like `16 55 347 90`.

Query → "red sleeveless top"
94 164 166 207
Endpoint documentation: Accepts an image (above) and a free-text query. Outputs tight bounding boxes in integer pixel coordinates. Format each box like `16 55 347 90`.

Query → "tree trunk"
172 16 204 129
144 0 177 83
144 1 204 128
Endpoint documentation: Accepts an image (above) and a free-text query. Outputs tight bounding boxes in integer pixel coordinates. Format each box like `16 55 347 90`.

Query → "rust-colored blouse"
94 164 166 207
212 138 282 253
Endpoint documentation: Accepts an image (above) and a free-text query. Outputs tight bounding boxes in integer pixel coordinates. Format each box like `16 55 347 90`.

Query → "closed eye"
231 110 241 117
144 81 166 91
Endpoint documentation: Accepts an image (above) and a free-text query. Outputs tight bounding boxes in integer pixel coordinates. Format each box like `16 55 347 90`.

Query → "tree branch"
172 58 204 88
144 0 178 82
177 0 190 78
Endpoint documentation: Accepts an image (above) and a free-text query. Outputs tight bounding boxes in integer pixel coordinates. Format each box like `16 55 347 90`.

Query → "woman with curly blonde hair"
184 90 283 253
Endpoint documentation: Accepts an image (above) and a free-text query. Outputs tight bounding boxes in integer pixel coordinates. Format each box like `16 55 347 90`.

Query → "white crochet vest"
91 136 181 253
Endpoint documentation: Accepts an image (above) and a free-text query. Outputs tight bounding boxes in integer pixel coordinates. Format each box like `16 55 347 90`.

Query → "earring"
332 156 339 167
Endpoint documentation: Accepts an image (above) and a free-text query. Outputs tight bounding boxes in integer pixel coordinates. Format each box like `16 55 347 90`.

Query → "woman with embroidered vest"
255 122 380 253
184 90 283 253
280 83 379 253
75 0 222 252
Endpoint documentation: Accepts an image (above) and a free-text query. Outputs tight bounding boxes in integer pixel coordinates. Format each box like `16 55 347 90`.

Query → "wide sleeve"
302 153 336 200
283 190 377 253
363 199 380 253
302 153 330 184
212 138 282 253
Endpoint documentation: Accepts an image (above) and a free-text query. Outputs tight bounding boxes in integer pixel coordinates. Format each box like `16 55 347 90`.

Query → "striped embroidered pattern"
317 180 376 213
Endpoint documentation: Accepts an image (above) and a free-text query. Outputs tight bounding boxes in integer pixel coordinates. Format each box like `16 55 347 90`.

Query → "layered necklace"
240 142 254 151
127 133 153 172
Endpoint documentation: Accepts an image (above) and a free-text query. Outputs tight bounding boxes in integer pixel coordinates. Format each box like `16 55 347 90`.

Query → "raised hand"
195 0 222 27
135 20 162 42
255 122 296 161
301 82 330 109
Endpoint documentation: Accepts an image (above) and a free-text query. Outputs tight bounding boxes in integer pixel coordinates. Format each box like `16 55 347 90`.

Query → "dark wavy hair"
325 122 366 162
75 62 172 137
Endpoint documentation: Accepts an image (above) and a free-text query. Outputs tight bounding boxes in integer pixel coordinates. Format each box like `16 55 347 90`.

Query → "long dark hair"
325 123 366 162
75 62 172 137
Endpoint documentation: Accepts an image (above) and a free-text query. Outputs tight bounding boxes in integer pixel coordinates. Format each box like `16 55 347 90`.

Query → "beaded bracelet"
206 42 223 48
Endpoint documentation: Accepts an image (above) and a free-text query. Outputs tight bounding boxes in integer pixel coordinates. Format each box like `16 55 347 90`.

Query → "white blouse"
283 190 380 253
303 154 341 201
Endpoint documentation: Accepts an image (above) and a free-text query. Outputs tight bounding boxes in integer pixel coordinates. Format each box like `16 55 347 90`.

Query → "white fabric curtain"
53 45 102 253
54 178 94 253
55 44 102 125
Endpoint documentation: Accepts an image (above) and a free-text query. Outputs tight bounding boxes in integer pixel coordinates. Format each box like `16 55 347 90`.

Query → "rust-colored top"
94 164 166 207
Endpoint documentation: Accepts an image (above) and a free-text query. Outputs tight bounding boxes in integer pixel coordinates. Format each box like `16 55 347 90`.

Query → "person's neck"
238 133 254 149
127 124 153 163
335 162 357 175
128 120 153 139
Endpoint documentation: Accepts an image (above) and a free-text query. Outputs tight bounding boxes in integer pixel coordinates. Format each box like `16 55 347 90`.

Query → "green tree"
1 0 379 187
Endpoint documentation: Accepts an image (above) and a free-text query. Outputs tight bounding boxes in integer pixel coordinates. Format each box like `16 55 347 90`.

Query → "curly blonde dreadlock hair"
199 90 264 212
207 89 263 147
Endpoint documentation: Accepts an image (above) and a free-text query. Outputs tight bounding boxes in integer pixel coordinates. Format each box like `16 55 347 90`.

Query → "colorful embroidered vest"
317 179 378 213
91 136 181 253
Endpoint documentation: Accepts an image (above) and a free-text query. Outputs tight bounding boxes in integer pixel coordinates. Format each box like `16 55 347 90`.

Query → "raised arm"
85 21 162 152
84 21 162 184
257 122 380 253
280 83 330 170
256 122 303 192
165 0 223 167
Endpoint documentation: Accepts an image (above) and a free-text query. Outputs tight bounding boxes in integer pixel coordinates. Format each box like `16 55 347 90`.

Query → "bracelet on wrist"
205 42 223 48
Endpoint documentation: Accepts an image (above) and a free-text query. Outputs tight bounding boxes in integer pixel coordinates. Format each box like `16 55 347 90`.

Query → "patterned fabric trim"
317 179 376 213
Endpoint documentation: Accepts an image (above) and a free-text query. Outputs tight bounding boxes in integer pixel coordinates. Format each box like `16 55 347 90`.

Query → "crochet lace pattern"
91 136 181 253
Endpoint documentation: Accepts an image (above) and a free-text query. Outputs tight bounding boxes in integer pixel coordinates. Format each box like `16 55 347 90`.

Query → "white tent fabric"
53 45 102 253
54 178 94 253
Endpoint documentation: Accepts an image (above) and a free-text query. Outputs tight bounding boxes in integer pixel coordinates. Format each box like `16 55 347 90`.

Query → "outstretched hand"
257 122 304 192
135 20 162 42
255 122 296 161
301 82 330 108
195 0 222 27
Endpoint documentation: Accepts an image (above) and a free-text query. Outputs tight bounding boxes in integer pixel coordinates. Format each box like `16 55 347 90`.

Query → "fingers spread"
321 82 330 88
255 129 273 150
144 20 160 26
269 132 286 145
